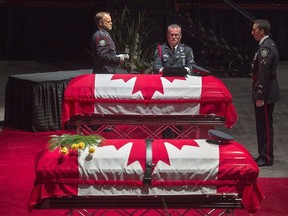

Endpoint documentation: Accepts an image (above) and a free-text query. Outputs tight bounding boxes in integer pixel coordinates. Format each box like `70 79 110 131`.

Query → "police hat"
207 129 234 144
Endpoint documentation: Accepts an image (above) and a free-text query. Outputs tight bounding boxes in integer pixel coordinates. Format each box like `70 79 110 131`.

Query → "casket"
61 74 238 137
29 138 264 214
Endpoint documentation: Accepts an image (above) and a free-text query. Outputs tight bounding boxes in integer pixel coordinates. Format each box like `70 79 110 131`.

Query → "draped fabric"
4 70 90 131
62 74 238 128
29 139 264 214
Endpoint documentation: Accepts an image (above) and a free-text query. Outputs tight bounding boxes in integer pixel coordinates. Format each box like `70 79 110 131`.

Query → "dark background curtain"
1 1 288 65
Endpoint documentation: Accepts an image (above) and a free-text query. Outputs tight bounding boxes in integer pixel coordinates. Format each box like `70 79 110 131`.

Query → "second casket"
29 138 263 214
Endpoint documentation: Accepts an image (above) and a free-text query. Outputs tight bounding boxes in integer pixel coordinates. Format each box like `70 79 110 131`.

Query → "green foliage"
111 7 157 73
48 134 104 151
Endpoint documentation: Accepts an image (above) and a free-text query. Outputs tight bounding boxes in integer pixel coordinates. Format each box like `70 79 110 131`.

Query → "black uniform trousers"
254 103 275 163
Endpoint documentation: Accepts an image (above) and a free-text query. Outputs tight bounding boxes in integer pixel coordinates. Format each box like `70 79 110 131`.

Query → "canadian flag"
29 139 263 213
62 74 238 128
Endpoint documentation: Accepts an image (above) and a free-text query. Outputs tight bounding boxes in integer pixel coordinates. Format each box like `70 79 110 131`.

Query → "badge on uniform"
260 48 269 57
98 39 107 46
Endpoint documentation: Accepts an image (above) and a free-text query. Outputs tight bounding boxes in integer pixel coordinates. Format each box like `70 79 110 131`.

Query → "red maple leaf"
111 74 186 99
103 139 199 171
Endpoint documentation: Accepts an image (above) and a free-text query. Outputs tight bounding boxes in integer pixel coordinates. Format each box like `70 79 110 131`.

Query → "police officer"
251 20 280 166
153 24 196 138
91 12 129 74
153 24 195 74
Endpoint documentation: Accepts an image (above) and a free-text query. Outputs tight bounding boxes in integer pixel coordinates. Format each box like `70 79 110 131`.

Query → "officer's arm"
95 37 121 65
153 49 164 74
185 48 196 75
255 47 271 101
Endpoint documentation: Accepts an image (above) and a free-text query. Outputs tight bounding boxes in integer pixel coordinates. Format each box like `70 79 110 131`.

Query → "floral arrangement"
111 7 156 73
48 134 104 156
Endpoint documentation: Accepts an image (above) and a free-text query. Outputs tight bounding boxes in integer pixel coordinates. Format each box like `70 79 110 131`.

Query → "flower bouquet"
48 134 104 156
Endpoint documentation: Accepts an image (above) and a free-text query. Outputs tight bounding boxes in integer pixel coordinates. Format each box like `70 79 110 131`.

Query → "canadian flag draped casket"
29 139 264 214
62 74 238 128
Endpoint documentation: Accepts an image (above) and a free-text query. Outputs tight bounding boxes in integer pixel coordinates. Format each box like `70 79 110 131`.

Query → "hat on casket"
207 129 234 144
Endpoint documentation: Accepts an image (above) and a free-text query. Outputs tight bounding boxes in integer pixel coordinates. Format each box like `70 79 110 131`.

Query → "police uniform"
252 36 280 165
153 42 195 138
153 43 195 74
91 29 120 74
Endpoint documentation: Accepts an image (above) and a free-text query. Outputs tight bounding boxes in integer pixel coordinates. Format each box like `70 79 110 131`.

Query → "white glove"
122 54 129 60
184 67 191 74
116 54 129 63
117 54 129 59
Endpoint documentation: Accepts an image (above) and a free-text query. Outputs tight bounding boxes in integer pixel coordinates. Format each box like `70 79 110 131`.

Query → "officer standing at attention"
153 24 195 74
251 19 280 167
91 11 129 74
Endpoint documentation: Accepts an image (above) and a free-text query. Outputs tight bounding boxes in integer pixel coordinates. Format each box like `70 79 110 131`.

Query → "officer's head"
95 12 113 31
167 24 182 48
251 20 271 41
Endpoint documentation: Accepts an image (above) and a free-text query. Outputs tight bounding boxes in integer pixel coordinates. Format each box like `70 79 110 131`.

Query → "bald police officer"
251 20 280 167
91 12 128 74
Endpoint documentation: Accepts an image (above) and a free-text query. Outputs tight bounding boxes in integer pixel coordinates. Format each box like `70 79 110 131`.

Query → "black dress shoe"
254 157 273 167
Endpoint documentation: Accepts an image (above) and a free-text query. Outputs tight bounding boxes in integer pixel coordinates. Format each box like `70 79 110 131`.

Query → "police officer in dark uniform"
251 20 280 166
91 12 129 74
153 24 196 138
153 24 195 74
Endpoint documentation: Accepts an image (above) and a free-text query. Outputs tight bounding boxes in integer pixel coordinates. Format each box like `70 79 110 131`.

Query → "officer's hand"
256 100 264 107
123 54 129 60
184 67 191 75
118 54 129 65
117 54 125 64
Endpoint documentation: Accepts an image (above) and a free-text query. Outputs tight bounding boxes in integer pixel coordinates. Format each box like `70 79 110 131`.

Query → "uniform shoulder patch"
98 39 107 46
260 48 269 57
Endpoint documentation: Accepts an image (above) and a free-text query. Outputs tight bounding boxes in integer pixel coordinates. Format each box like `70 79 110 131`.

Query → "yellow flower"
88 146 96 154
60 146 69 155
78 142 85 150
71 143 79 150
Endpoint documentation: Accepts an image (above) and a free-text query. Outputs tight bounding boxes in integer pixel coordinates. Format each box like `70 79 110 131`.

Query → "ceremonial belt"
143 139 154 185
